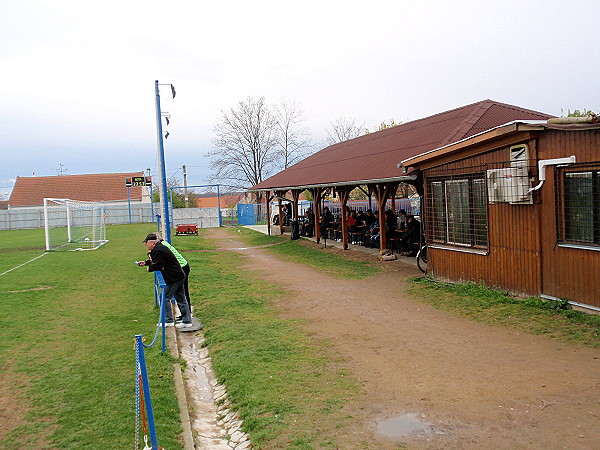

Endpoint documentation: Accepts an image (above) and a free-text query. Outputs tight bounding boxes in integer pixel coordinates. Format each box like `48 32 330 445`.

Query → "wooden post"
266 192 272 236
369 182 400 253
277 198 283 235
291 189 301 220
310 188 323 243
337 188 352 250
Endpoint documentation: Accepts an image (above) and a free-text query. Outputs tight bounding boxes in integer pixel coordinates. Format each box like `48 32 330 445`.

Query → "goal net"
43 198 109 251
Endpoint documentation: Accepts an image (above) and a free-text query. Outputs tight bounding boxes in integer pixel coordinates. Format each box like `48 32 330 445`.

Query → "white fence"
0 203 223 231
172 207 221 228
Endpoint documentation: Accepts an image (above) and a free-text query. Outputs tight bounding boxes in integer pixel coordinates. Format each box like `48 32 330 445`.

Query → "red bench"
175 224 198 235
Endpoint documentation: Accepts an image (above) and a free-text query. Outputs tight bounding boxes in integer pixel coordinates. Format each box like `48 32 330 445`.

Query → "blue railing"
134 271 168 449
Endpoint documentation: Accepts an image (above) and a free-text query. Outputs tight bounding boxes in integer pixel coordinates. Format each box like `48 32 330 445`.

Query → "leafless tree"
325 116 365 145
208 97 279 193
273 99 313 169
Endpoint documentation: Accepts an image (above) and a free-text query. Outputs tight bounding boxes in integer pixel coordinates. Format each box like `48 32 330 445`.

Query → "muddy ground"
209 227 600 449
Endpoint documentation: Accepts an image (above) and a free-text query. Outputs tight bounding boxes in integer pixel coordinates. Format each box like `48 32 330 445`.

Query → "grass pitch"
0 224 184 449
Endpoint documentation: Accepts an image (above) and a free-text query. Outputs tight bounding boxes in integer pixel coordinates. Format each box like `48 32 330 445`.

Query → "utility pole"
154 80 171 242
183 164 189 208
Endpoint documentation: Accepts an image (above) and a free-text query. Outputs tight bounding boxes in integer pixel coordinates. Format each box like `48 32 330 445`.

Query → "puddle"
375 413 434 438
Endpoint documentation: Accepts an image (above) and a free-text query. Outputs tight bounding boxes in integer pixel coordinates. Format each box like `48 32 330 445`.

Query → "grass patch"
0 224 186 449
409 277 600 347
232 227 380 279
229 226 288 247
186 231 361 448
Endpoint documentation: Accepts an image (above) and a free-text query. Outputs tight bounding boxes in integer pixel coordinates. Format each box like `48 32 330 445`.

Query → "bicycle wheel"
416 244 428 274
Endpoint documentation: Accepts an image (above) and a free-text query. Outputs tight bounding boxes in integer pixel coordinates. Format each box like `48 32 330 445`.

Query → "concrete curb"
167 327 196 449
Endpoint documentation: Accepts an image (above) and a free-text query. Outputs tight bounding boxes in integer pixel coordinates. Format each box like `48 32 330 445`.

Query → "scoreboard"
125 176 152 187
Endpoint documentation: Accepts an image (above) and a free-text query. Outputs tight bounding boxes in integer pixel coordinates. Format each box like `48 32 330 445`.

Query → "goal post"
43 198 109 251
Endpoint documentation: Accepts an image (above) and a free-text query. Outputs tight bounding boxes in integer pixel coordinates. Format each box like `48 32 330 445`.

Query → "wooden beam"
274 189 289 235
266 192 273 236
310 187 324 243
336 187 352 250
369 182 400 252
291 189 301 220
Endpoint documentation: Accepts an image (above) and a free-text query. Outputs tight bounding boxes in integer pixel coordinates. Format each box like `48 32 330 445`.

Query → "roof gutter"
249 175 417 192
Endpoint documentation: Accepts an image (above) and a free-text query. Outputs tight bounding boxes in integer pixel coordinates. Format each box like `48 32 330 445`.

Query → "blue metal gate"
237 204 256 225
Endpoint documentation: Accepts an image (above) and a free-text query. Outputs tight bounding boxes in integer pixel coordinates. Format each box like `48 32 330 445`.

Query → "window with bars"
556 164 600 246
427 174 488 249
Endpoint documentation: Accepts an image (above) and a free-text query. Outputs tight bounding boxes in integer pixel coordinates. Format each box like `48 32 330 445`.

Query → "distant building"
8 172 150 208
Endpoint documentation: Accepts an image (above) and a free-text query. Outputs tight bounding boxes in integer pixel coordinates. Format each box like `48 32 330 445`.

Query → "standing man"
149 232 192 319
138 233 192 328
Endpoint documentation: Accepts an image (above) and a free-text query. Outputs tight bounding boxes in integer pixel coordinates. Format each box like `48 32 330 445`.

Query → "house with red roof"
8 172 151 208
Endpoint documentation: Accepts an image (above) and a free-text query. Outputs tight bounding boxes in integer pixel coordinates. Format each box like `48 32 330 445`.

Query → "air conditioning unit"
486 167 532 204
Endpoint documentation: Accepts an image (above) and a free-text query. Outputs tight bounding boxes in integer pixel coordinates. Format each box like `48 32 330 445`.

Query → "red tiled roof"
9 172 146 206
194 195 246 208
251 100 553 190
0 200 8 210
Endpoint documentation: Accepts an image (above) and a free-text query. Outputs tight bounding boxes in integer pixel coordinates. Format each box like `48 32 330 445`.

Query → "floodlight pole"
154 80 171 243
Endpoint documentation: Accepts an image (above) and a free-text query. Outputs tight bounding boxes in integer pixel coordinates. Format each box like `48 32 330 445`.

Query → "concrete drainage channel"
168 327 251 449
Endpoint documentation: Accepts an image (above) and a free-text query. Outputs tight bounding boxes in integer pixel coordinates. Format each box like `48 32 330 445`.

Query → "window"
557 166 600 246
428 175 488 249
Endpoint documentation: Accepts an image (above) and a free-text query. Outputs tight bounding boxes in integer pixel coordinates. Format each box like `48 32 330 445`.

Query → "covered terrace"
249 100 552 253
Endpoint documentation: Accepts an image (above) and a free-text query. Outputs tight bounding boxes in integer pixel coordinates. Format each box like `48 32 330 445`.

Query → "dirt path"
208 228 600 449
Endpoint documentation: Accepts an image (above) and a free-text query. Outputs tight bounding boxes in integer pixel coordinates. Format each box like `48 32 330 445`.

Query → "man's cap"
143 233 158 242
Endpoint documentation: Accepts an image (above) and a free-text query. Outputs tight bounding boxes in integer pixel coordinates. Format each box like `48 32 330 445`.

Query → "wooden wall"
426 141 542 296
425 129 600 308
537 130 600 308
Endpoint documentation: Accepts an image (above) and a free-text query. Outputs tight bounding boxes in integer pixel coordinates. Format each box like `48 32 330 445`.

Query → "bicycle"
416 243 428 274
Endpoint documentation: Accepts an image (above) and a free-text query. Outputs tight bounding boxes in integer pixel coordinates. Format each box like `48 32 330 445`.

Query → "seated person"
399 215 421 256
364 209 377 227
368 220 380 248
397 209 408 230
385 209 398 236
347 210 357 231
300 208 315 237
320 206 334 235
281 204 291 226
356 210 367 227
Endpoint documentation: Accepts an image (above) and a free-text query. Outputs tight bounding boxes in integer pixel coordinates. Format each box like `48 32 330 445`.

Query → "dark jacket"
145 242 185 284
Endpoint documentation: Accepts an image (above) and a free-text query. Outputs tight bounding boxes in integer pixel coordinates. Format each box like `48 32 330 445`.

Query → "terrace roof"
250 100 553 192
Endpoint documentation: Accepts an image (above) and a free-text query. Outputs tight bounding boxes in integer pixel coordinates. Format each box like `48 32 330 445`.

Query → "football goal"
43 198 109 251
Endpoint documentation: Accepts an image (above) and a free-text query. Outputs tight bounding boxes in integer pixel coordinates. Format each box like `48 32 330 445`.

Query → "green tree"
152 190 185 208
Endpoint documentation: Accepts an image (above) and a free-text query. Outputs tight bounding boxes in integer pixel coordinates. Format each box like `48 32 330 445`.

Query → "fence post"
153 272 168 353
136 335 159 450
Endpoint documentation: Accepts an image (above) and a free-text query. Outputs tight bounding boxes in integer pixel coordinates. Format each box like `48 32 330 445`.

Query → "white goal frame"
43 198 109 251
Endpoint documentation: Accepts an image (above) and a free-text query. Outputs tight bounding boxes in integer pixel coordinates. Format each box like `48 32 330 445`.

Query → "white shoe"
157 322 175 327
176 322 193 329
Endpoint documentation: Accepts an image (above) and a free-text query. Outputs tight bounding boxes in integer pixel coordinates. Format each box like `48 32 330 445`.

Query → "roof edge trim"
400 120 547 167
249 175 417 192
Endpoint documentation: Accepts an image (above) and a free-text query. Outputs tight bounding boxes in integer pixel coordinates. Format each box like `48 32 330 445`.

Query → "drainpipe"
528 156 577 193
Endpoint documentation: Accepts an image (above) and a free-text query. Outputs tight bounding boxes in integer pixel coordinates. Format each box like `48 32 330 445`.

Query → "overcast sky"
1 0 599 199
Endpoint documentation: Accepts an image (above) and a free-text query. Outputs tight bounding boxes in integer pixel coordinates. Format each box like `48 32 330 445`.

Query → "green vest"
162 241 188 267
